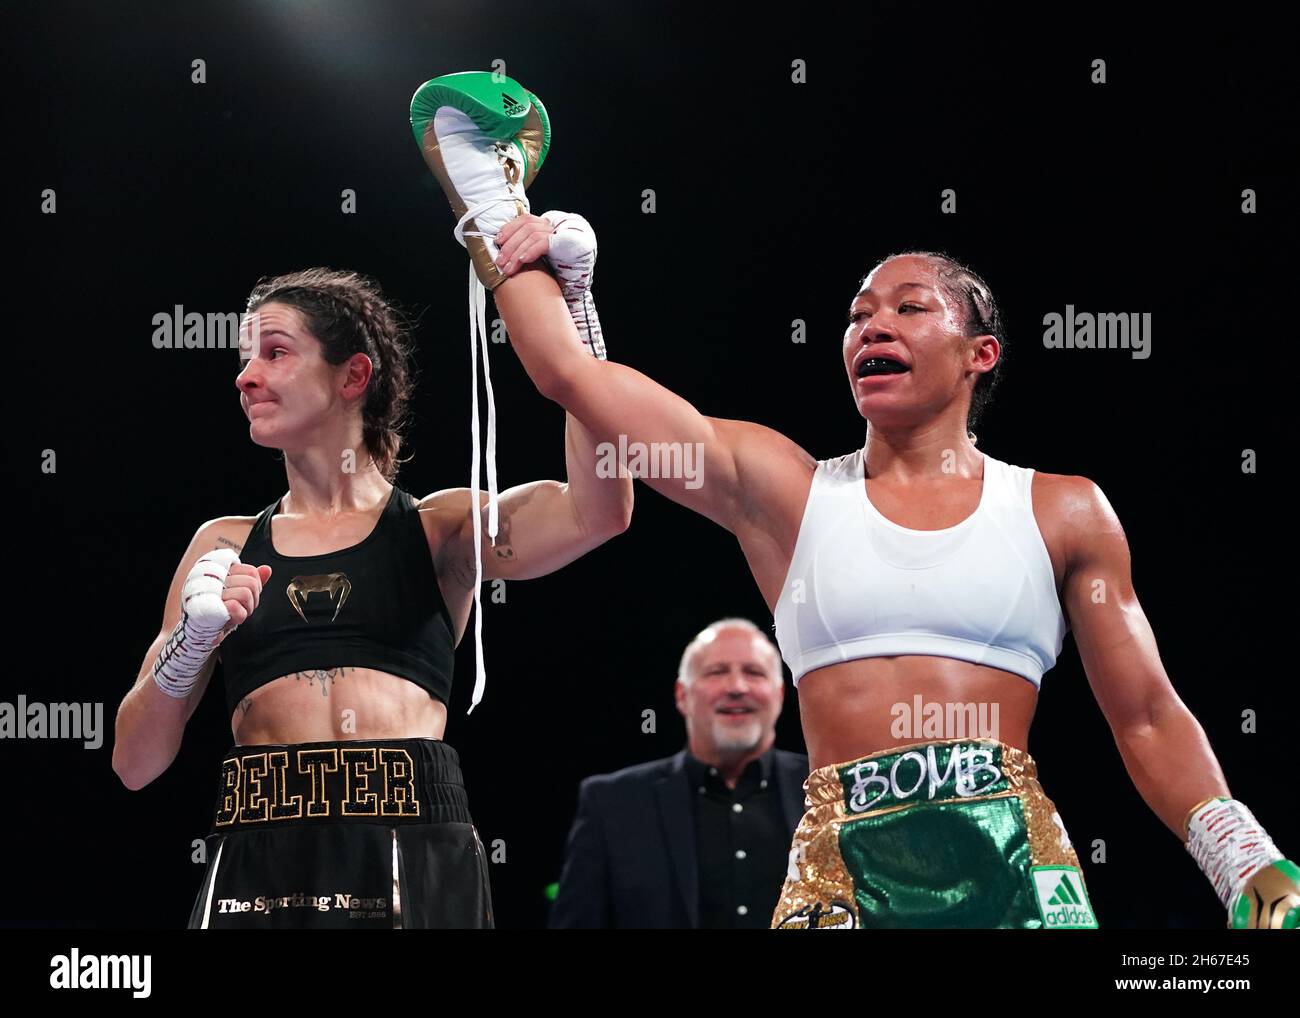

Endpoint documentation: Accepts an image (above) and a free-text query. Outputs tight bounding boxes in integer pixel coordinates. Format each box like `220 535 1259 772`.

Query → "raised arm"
423 409 632 584
492 216 814 537
410 76 809 542
410 76 811 599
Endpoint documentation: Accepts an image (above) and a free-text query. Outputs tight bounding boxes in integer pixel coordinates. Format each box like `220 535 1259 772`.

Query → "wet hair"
865 250 1006 434
676 618 784 688
245 268 418 482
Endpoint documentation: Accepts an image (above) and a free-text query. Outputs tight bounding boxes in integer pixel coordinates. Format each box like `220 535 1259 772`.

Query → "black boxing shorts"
187 738 493 929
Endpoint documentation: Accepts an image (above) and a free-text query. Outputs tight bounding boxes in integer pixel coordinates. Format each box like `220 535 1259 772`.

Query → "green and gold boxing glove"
410 70 550 289
1185 797 1300 929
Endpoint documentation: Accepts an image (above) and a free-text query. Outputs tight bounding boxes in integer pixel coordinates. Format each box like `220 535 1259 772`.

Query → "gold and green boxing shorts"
773 739 1098 929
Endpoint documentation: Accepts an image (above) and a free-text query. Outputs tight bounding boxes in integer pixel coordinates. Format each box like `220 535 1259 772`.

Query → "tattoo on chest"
236 667 354 720
293 666 352 697
216 536 244 554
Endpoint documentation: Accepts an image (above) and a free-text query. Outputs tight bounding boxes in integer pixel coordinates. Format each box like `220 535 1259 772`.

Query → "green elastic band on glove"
409 71 550 181
1230 859 1300 929
1277 858 1300 884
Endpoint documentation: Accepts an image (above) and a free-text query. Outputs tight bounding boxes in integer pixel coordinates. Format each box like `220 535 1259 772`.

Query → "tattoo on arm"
449 554 478 588
441 488 540 588
486 490 535 562
216 536 244 554
238 697 254 717
492 511 518 561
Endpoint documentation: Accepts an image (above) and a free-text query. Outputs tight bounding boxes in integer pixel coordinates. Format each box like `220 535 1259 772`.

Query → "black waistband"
207 738 471 833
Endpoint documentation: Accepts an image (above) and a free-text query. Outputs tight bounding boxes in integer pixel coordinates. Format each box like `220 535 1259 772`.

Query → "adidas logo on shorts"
1032 866 1098 929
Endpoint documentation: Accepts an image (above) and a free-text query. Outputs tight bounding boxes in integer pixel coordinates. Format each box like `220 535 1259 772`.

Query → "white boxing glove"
152 548 238 699
541 211 606 360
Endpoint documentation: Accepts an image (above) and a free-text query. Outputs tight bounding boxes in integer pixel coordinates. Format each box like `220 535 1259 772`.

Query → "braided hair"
245 268 418 482
865 250 1006 438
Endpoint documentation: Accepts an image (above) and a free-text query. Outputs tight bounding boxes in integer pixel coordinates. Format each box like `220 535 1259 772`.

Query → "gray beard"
709 715 764 754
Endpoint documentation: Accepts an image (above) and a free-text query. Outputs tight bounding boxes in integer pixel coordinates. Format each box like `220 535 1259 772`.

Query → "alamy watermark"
50 950 150 997
152 306 261 353
890 695 999 742
1042 306 1151 359
595 435 704 490
0 696 103 748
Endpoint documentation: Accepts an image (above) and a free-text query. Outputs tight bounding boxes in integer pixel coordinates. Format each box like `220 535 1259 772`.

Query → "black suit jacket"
548 748 810 928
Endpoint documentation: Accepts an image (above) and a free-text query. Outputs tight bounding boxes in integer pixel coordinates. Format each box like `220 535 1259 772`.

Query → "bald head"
677 618 783 688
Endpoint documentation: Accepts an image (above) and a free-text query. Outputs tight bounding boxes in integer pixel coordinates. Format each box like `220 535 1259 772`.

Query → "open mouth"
716 706 756 717
856 358 911 378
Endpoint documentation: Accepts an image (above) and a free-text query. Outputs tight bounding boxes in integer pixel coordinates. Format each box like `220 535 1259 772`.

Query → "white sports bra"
772 449 1067 688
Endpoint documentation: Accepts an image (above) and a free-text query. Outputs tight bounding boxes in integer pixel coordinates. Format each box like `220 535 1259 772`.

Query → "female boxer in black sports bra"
114 267 631 928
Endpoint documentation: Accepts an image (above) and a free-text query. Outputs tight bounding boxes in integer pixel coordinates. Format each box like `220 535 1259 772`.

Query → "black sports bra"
217 486 455 718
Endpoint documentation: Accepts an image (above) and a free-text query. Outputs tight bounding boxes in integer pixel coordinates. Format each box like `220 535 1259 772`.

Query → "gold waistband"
805 737 1039 811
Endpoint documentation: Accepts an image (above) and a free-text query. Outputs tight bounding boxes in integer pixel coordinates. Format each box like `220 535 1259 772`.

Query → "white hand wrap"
1185 797 1283 909
541 211 605 360
152 548 237 699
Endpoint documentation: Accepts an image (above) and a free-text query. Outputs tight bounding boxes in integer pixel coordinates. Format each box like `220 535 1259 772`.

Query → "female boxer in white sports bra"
485 216 1298 929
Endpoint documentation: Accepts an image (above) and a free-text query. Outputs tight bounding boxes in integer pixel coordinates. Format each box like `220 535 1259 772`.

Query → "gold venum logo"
286 573 352 622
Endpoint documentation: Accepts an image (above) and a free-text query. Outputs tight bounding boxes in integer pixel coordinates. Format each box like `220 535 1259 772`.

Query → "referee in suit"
550 619 809 928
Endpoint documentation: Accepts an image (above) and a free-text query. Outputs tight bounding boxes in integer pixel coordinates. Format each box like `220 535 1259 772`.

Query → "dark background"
5 1 1293 929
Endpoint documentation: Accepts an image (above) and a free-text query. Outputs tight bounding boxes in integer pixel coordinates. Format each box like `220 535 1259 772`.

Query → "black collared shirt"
684 746 789 929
